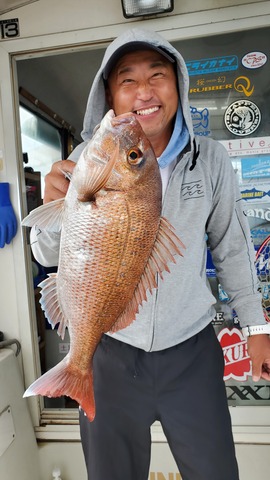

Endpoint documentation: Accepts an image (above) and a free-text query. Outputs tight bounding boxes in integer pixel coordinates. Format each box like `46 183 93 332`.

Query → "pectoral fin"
21 198 65 232
73 142 120 202
110 217 185 333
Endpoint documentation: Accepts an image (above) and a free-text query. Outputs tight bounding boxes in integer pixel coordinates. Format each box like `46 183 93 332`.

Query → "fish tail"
23 356 96 421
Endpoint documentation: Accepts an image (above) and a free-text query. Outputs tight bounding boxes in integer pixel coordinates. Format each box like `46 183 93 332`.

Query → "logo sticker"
219 136 270 157
242 51 267 69
186 55 238 76
190 106 211 137
234 76 254 97
218 328 251 381
224 100 261 136
241 156 270 179
240 187 269 202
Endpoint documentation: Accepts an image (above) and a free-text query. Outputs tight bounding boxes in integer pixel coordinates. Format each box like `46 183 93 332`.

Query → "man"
31 28 270 480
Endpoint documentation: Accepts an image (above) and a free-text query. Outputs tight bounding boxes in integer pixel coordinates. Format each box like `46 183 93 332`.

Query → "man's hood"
81 28 194 158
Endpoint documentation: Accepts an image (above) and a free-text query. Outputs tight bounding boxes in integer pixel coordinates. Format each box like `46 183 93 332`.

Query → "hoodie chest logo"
182 180 204 200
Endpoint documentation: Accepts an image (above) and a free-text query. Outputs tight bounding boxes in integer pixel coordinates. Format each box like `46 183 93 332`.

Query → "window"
20 105 62 198
176 27 270 407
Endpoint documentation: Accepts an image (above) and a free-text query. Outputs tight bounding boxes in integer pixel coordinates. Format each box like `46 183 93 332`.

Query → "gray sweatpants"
79 323 239 480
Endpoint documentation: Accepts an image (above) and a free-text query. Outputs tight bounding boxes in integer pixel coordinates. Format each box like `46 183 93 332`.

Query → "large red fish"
22 110 184 421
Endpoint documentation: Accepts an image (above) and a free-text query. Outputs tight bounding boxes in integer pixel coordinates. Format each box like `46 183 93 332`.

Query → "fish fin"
23 356 96 422
38 273 68 340
150 216 185 276
21 198 65 232
73 141 120 201
110 217 185 333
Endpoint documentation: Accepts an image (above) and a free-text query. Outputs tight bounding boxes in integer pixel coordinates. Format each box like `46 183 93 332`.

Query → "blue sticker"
241 157 270 179
241 187 269 201
218 284 230 302
206 248 216 277
186 55 238 76
190 106 211 137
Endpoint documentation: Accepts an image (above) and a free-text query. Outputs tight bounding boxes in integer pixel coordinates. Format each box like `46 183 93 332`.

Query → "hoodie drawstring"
189 139 200 171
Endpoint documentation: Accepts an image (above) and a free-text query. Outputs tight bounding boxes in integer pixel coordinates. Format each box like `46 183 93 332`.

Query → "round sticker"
242 51 267 69
224 100 261 136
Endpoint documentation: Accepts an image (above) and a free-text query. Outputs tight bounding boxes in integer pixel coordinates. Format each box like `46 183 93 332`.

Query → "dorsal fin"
38 273 68 340
110 217 185 333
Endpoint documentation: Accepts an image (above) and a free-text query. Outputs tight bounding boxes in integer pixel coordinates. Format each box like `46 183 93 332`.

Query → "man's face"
106 49 179 156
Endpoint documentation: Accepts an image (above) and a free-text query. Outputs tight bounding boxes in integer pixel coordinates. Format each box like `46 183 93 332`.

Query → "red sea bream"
22 110 184 421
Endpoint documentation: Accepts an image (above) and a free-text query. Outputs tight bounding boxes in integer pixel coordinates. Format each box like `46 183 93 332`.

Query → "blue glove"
0 182 17 248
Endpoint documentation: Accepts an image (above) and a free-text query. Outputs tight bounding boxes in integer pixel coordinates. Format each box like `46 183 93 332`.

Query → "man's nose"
136 82 153 100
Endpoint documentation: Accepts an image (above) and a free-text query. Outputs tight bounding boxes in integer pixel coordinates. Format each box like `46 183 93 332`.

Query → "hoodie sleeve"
205 141 265 328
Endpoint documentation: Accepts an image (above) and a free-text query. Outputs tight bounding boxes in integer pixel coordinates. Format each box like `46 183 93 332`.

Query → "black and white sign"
224 100 261 136
0 18 20 39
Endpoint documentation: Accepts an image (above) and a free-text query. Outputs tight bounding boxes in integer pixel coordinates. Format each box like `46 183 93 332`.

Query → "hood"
81 28 194 162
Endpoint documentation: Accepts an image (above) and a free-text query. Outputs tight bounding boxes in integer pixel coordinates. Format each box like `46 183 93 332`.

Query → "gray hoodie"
31 28 265 351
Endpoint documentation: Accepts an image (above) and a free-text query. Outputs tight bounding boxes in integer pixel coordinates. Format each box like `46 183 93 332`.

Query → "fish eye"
127 147 143 165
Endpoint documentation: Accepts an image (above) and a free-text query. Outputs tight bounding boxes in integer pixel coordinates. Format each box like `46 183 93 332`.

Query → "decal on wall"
242 51 267 69
226 384 270 402
190 76 254 97
186 55 238 76
219 136 270 157
0 18 19 39
190 106 211 136
218 328 251 381
189 83 232 94
224 100 261 136
206 248 216 277
234 76 254 97
241 157 270 179
240 185 270 202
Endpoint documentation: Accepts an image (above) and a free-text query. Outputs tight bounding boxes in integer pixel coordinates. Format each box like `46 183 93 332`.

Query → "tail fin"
23 356 95 421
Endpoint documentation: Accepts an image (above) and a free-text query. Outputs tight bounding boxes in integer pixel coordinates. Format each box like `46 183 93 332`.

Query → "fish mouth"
133 106 160 116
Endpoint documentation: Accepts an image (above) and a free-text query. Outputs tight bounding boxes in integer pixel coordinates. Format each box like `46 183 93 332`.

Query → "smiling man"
105 48 179 156
30 28 270 480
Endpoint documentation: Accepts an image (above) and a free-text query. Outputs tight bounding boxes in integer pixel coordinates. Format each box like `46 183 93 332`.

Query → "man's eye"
152 72 163 78
122 78 134 84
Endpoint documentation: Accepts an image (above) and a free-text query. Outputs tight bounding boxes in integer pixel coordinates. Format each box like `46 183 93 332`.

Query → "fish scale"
22 109 184 421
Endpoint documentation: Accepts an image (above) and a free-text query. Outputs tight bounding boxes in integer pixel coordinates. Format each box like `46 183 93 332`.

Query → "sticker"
241 156 270 179
206 248 216 277
194 75 227 86
218 328 251 381
244 204 270 222
190 83 232 94
190 75 254 97
190 106 211 137
0 18 19 40
186 55 238 76
212 312 224 326
242 51 267 69
250 225 270 248
240 186 270 202
218 284 230 302
224 100 261 136
219 136 270 157
234 76 254 97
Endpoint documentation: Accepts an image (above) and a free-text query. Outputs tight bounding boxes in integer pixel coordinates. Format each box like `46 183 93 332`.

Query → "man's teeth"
136 106 159 116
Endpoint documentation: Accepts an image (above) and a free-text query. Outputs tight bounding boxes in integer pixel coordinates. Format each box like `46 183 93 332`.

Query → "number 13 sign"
0 19 20 39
